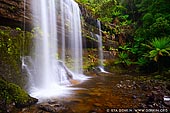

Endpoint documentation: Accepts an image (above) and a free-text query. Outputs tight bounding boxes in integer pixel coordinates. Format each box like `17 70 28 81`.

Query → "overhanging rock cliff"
0 0 32 30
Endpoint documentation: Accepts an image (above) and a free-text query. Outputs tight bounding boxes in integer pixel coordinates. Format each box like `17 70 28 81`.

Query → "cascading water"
95 20 108 73
97 20 103 68
96 20 105 72
23 0 87 101
61 0 83 74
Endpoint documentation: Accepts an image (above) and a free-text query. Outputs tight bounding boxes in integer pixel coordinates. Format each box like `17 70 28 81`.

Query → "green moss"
0 78 30 105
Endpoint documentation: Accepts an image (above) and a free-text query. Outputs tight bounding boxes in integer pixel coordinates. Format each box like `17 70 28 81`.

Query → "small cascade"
97 20 103 67
95 34 108 73
86 20 108 73
21 0 26 69
95 34 104 68
23 0 88 101
96 20 108 73
56 0 83 74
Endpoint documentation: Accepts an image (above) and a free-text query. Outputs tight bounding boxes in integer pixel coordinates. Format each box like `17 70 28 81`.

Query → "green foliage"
136 57 148 66
115 52 132 67
143 37 170 62
77 0 133 47
99 17 113 23
0 78 30 105
0 27 34 85
77 0 170 73
83 51 98 71
149 17 170 37
142 13 153 27
118 44 130 51
77 0 128 23
16 27 21 31
117 0 170 73
118 52 128 59
149 37 170 50
135 0 170 39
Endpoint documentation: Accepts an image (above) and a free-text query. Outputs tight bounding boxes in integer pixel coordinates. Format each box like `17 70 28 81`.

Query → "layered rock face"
0 0 32 30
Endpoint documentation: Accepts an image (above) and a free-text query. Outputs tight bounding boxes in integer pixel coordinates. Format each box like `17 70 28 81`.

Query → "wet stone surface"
38 102 72 113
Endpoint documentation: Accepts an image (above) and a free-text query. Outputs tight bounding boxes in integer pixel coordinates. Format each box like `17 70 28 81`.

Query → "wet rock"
15 97 38 108
0 101 15 113
93 103 102 107
140 84 150 91
57 61 73 80
116 84 122 88
69 79 80 85
146 93 155 105
166 84 170 91
120 81 123 84
132 81 136 85
151 91 164 102
153 86 160 90
89 107 104 113
93 67 101 74
147 104 153 108
163 96 170 107
126 80 131 83
163 101 170 107
145 90 164 106
139 103 147 108
141 82 170 109
69 98 83 103
132 95 137 99
127 85 132 88
116 80 138 90
39 102 72 113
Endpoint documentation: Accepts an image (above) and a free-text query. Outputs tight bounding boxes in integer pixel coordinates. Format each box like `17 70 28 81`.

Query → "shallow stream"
67 73 143 112
21 73 147 113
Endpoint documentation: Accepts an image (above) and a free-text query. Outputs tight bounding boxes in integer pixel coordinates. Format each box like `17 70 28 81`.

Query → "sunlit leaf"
149 50 158 57
154 55 158 62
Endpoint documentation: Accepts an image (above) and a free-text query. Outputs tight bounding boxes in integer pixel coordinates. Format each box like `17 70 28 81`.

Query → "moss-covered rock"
0 78 38 112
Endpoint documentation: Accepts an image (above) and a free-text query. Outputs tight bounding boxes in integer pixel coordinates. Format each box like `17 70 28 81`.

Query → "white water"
96 20 109 73
95 34 108 73
23 0 88 101
96 20 104 68
96 34 103 68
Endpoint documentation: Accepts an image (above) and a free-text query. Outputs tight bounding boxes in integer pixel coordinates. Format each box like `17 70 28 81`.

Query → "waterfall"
23 0 87 101
96 20 108 73
97 20 103 67
96 20 104 69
